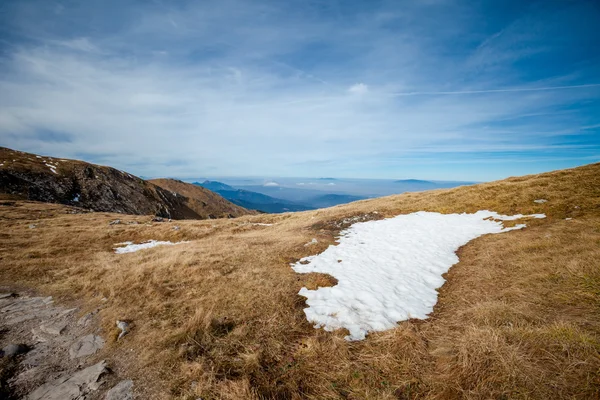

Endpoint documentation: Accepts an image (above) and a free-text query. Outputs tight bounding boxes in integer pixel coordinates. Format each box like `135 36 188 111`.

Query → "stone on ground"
2 343 29 357
27 360 108 400
105 379 134 400
69 334 105 359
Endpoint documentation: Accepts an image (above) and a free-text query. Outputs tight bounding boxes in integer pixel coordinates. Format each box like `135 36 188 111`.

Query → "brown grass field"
1 163 599 399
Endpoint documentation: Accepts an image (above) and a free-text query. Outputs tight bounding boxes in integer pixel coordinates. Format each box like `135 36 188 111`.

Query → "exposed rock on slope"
149 178 255 218
0 147 253 220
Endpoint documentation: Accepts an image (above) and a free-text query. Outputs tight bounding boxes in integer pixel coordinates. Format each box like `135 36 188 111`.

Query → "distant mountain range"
195 181 370 213
195 181 315 213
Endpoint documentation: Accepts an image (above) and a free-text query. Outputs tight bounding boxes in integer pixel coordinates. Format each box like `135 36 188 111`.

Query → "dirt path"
0 290 133 399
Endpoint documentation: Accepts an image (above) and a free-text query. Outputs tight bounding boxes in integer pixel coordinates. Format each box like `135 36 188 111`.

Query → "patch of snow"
263 182 279 187
0 163 4 167
304 238 318 246
327 182 336 186
252 223 273 226
292 210 546 341
114 240 188 254
73 194 80 202
534 199 547 204
45 163 58 174
36 156 41 158
565 218 572 220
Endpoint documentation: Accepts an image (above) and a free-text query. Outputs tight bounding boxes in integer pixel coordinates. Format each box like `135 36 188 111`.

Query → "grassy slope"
0 163 599 399
149 178 256 218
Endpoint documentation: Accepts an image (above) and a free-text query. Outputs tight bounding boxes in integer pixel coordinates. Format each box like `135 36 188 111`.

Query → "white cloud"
348 83 369 95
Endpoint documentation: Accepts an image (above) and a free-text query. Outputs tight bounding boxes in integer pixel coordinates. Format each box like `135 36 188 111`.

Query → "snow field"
292 210 545 340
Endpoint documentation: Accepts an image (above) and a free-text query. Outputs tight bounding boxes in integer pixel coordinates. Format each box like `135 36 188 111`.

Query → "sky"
0 0 599 181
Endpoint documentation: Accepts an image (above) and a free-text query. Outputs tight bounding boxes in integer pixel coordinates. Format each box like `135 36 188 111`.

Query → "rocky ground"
0 290 133 399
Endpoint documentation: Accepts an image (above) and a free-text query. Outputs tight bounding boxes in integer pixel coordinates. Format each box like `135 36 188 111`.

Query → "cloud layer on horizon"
0 0 599 180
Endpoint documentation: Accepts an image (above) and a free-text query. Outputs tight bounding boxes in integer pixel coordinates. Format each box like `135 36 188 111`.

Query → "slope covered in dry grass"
150 178 256 219
1 163 599 399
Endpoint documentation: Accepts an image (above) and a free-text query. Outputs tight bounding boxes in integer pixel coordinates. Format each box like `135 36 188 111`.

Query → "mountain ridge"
0 147 253 220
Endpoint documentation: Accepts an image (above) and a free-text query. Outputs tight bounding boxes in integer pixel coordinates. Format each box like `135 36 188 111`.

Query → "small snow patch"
304 238 318 246
45 163 58 174
73 194 80 202
292 210 546 341
114 240 188 254
252 223 273 226
534 199 547 204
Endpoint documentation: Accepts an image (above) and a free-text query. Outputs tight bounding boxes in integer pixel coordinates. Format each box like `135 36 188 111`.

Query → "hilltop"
0 147 253 220
0 162 599 399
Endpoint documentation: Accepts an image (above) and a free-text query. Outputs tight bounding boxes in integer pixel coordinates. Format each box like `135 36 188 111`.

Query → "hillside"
149 179 256 219
0 147 253 220
0 163 599 399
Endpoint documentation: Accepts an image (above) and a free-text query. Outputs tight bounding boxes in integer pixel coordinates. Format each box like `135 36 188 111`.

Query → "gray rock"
27 360 108 400
77 310 98 327
0 293 14 299
173 225 180 231
534 199 547 204
109 219 121 225
69 334 105 359
105 379 133 400
116 320 129 340
40 321 67 335
29 224 37 229
31 327 51 343
77 311 95 327
2 343 29 357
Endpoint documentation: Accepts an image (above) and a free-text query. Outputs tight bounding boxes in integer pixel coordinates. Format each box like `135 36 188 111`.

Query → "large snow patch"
292 211 545 340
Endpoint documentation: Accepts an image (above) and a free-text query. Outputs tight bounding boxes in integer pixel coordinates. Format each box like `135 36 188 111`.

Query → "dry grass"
1 163 599 399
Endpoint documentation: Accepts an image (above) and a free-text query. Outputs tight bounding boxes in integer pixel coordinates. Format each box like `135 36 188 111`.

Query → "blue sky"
0 0 598 181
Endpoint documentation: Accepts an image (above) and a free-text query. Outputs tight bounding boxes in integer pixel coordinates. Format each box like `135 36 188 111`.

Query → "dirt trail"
0 290 133 399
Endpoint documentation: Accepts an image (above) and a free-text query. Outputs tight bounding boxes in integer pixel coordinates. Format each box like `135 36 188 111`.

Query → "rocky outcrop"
0 147 254 220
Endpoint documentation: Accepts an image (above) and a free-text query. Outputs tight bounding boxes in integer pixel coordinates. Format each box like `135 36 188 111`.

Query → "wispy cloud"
0 0 598 181
389 83 600 97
